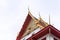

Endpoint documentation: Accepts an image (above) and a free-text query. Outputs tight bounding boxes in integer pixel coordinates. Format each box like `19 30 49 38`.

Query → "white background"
0 0 60 40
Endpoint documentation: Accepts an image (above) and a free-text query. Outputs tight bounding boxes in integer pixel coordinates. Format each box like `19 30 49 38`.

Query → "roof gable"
16 11 48 40
27 25 60 40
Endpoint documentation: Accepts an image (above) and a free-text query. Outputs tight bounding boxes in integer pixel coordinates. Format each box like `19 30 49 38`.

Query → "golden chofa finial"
28 7 29 11
38 12 41 20
28 6 30 11
49 14 51 24
39 12 40 18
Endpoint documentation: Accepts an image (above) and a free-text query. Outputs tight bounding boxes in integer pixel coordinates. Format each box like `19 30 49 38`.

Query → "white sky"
0 0 60 40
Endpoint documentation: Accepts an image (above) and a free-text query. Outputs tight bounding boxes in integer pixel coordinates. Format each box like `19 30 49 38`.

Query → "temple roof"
27 25 60 40
16 10 48 40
